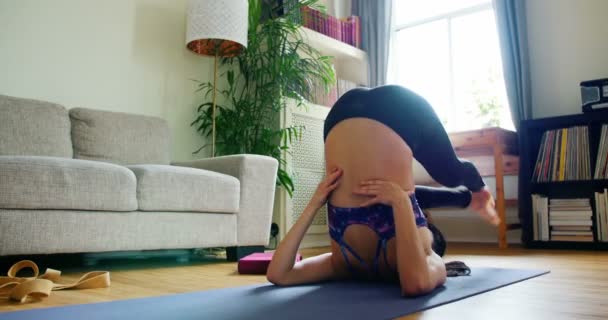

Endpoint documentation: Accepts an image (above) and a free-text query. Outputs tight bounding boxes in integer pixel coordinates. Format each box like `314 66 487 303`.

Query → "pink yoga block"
238 252 303 275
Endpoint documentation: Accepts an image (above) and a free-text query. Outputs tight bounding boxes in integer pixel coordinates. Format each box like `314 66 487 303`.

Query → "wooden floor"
1 243 607 320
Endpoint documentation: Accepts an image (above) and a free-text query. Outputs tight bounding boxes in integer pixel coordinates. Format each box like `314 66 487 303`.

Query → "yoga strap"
0 260 110 303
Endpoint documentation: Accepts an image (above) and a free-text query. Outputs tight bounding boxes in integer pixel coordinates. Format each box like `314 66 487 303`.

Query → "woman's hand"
309 167 343 210
353 179 411 207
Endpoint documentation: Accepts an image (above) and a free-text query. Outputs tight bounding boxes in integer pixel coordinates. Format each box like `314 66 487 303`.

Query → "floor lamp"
186 0 248 157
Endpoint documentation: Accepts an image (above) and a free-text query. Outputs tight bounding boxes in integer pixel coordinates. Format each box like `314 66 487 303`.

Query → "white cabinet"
274 101 331 248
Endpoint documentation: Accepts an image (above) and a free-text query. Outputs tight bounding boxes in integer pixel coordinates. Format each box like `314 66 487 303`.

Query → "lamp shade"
186 0 249 57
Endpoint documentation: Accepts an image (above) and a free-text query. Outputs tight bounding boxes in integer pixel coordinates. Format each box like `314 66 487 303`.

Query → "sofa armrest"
173 154 278 246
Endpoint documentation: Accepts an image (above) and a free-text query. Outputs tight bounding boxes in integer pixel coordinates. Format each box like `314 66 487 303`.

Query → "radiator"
273 101 330 245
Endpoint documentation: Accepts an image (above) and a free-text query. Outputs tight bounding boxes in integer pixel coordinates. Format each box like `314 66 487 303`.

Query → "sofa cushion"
70 108 171 165
0 156 137 211
127 165 239 213
0 94 73 157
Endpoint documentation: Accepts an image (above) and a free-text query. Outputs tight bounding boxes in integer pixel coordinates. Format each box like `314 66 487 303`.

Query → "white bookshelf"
299 26 369 87
273 26 369 248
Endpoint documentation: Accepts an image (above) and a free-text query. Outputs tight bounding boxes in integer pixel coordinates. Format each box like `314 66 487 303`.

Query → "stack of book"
594 188 608 241
310 81 338 107
300 6 361 48
549 198 593 242
532 126 590 182
532 195 594 242
310 76 359 107
594 124 608 179
531 194 549 241
336 79 358 99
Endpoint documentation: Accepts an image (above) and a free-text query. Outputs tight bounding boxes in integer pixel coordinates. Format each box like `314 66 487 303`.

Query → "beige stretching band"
0 260 110 303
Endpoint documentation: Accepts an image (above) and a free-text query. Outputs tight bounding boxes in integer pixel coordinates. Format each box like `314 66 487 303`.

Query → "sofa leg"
226 246 265 262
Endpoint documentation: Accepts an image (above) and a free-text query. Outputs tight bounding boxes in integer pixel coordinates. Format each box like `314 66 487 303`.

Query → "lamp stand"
211 49 218 158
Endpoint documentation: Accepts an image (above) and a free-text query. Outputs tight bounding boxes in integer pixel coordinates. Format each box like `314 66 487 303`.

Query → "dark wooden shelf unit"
519 111 608 249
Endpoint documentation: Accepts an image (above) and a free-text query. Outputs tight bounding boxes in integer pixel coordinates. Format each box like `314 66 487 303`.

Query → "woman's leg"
385 86 486 191
333 85 485 191
374 85 497 224
325 85 497 224
414 185 471 209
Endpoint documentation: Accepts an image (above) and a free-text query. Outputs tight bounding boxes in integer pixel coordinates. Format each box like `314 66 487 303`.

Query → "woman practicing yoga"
267 85 498 296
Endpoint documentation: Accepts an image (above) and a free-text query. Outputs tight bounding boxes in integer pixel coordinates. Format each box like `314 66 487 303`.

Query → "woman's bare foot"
468 188 500 226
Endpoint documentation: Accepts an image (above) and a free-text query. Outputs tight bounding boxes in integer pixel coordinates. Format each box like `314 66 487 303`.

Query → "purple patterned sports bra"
327 194 428 275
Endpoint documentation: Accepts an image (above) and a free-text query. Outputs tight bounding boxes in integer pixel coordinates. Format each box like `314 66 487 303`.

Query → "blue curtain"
352 0 392 87
493 0 533 129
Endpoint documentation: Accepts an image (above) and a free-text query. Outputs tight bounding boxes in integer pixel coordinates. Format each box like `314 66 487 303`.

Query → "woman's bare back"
325 118 433 278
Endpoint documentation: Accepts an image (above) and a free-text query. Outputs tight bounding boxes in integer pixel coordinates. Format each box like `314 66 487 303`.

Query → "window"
389 1 514 132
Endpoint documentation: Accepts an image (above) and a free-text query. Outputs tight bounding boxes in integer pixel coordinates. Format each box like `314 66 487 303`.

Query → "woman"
267 85 498 296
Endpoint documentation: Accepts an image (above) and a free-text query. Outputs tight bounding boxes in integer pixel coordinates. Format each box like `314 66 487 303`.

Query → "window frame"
390 1 509 131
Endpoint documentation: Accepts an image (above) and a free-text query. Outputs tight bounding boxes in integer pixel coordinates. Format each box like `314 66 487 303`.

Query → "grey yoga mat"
0 267 548 320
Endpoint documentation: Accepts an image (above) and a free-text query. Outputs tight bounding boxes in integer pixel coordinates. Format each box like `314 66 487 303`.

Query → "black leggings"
415 185 472 209
324 85 485 209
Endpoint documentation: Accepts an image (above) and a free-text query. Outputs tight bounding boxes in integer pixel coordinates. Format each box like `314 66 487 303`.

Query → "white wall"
0 0 215 161
526 0 608 118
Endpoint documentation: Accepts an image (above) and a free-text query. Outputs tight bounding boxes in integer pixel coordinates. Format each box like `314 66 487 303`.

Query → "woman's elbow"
400 278 435 297
266 271 290 286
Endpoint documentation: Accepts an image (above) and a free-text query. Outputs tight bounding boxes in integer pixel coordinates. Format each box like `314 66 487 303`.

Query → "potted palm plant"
192 0 335 196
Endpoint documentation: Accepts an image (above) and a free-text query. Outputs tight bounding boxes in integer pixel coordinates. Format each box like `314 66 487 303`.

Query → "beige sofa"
0 94 278 260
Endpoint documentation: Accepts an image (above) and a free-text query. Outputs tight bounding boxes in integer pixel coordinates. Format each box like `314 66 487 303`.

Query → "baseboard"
431 208 522 244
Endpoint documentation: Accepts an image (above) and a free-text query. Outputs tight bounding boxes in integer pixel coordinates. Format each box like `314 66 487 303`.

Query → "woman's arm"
266 168 343 286
356 180 446 297
392 199 446 296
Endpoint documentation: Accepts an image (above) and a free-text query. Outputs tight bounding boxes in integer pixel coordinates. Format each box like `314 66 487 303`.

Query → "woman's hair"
427 223 446 257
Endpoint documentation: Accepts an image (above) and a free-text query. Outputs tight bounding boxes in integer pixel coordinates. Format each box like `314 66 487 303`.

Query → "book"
550 216 593 221
532 194 539 240
549 209 592 214
600 188 608 241
549 198 590 205
551 231 593 236
595 189 608 241
542 130 554 181
584 127 588 178
299 6 361 49
551 235 594 242
532 131 547 181
602 125 608 178
533 126 591 182
549 205 593 209
549 220 593 226
532 194 550 241
552 226 592 231
559 128 567 181
595 192 601 241
594 125 604 178
541 195 549 240
544 130 554 181
551 129 560 181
